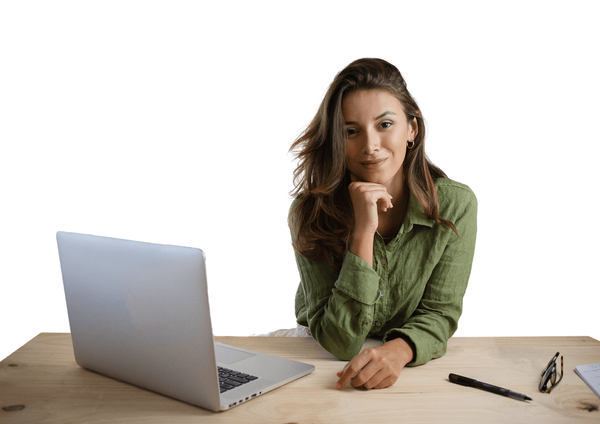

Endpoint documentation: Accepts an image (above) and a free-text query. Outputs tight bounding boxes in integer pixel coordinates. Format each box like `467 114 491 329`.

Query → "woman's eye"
346 128 357 136
381 122 392 129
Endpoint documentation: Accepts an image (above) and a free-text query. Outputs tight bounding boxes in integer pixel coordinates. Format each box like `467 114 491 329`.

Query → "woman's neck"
383 168 406 203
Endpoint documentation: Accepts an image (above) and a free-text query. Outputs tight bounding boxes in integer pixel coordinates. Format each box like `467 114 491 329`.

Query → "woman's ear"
409 117 418 140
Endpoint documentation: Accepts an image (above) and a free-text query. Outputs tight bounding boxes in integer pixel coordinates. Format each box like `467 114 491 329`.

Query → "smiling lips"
359 158 388 169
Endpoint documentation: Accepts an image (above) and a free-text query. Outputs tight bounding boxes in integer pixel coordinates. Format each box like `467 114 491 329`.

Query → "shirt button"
380 258 387 265
375 321 382 327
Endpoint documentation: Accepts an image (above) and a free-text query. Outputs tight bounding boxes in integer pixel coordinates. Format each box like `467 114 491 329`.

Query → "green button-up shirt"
292 178 477 365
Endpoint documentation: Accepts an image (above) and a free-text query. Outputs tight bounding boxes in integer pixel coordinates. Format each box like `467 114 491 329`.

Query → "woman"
289 58 477 390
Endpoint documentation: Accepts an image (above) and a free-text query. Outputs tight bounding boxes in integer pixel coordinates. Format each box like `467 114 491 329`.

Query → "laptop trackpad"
216 344 256 365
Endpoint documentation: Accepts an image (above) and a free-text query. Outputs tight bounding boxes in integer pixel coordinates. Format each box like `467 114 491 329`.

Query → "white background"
1 1 599 361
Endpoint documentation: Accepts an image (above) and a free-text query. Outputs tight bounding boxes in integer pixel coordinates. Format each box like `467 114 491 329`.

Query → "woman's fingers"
336 354 369 389
336 348 381 389
348 182 393 233
347 181 394 265
356 368 388 390
348 182 393 210
335 340 411 390
373 375 397 390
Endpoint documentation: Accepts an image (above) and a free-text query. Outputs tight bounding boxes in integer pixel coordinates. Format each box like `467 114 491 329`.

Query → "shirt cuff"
383 328 445 367
334 251 381 305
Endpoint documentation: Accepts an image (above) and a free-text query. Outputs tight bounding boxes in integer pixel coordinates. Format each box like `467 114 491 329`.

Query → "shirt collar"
400 192 435 233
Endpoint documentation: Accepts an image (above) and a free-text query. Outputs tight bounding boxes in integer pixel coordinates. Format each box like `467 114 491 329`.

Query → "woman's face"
342 89 417 188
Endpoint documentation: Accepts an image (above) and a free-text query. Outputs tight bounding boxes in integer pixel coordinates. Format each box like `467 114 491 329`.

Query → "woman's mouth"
359 158 387 169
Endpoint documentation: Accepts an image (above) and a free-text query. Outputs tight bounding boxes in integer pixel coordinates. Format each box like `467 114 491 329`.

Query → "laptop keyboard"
218 366 258 393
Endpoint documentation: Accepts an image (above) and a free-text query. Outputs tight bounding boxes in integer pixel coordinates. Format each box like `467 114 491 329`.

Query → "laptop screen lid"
56 231 222 411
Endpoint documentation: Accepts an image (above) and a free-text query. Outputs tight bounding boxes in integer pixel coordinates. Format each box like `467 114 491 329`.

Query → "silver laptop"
56 231 314 411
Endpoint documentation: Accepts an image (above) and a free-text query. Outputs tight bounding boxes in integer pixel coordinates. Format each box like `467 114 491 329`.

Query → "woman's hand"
335 338 415 390
348 179 393 237
347 174 393 266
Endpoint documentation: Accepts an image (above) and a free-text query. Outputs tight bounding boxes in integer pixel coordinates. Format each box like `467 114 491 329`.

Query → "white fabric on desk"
252 324 312 338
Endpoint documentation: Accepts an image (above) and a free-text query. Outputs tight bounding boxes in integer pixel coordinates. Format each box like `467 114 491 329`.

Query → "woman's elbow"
311 327 363 361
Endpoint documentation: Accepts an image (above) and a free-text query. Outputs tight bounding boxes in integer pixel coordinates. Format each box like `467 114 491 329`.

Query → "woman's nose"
362 129 380 154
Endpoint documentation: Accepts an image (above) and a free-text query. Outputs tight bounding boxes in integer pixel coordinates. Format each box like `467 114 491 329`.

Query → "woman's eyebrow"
375 111 396 120
344 111 396 125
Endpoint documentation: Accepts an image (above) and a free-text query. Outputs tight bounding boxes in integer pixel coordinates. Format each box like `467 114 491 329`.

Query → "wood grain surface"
1 333 599 423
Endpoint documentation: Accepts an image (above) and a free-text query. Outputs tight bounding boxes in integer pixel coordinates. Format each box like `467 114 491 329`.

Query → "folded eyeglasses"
539 352 563 393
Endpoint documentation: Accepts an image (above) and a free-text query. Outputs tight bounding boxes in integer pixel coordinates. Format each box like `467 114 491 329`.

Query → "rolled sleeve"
335 252 381 304
294 250 380 360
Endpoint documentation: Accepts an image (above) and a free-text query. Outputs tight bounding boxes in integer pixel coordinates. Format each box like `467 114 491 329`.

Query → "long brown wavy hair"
289 58 456 269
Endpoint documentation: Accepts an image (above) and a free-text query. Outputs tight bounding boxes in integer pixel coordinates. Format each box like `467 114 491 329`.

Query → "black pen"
449 373 532 401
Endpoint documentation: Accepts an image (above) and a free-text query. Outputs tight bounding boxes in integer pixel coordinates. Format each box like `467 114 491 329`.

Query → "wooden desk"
1 334 599 423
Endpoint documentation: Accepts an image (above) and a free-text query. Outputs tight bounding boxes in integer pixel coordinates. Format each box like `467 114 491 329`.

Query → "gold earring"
407 140 415 149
